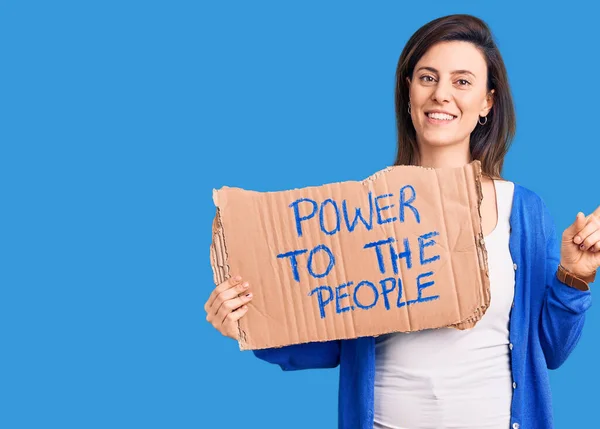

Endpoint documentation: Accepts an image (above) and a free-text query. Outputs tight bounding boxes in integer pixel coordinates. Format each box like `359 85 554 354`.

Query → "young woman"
204 14 599 429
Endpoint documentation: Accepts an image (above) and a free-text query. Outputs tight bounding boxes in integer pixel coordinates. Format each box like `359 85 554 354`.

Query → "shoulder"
508 181 556 236
496 179 550 225
488 178 538 204
500 180 545 209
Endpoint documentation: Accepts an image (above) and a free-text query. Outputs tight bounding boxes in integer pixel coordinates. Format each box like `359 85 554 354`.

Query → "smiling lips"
426 111 457 125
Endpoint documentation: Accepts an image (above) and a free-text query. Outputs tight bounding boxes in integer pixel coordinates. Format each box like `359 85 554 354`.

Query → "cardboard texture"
210 160 490 350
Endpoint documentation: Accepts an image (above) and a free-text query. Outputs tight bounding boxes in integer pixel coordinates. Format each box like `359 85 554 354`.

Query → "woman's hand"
204 275 253 340
560 205 600 279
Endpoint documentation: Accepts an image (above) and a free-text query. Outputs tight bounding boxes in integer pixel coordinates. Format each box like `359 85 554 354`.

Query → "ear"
480 89 495 116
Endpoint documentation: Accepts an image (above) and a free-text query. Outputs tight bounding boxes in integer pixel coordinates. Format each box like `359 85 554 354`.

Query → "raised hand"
560 206 600 279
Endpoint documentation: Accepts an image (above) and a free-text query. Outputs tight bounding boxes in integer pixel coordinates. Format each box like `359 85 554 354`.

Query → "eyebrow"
416 66 476 78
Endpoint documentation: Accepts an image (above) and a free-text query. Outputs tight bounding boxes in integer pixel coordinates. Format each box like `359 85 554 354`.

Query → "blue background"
2 1 599 428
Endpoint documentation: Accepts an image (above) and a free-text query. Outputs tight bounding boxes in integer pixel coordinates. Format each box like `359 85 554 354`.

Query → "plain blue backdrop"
1 1 599 428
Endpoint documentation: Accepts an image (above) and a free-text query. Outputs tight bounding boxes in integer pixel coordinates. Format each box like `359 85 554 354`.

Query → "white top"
373 179 516 429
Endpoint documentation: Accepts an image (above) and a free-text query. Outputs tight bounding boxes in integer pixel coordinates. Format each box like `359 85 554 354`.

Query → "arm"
539 201 592 370
252 340 341 371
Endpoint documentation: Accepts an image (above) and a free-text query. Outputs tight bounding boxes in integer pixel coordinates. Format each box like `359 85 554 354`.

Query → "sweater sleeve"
539 200 593 370
252 340 341 371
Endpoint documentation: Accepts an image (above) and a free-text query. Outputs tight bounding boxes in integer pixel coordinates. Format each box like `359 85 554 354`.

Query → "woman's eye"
419 76 470 86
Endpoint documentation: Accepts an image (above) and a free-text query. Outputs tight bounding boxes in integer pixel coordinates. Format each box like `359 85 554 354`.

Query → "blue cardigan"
253 183 593 429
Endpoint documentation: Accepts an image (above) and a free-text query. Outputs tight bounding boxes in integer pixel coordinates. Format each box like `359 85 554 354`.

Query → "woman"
204 14 599 429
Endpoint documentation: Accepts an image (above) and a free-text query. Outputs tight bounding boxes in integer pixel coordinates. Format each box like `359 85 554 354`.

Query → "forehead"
415 41 487 75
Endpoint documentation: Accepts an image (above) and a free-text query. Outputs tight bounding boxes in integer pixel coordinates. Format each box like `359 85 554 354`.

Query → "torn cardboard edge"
210 160 491 350
210 210 248 345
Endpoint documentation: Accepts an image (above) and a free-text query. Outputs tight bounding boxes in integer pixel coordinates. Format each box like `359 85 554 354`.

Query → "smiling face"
407 41 494 151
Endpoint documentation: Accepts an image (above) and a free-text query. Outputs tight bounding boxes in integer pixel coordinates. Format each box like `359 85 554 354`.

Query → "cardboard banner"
210 160 490 350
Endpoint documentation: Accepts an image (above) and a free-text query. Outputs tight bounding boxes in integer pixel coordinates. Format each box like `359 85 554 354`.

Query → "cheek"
409 90 429 110
457 95 486 116
411 98 430 122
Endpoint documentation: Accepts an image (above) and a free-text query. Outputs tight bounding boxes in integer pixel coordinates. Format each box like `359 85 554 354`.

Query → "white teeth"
427 112 455 120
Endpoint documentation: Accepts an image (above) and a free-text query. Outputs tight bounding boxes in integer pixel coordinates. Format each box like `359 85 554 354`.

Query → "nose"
432 79 453 103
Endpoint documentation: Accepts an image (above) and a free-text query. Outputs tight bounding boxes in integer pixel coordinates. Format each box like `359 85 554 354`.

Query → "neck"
417 138 472 169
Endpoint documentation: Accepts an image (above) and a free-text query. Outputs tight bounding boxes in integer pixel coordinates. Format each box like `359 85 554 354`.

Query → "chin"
421 133 458 147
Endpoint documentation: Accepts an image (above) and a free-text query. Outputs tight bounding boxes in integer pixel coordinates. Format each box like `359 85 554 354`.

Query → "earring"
478 115 488 125
408 101 411 115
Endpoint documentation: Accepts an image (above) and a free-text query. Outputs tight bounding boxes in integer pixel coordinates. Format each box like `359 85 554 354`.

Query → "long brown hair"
394 14 516 179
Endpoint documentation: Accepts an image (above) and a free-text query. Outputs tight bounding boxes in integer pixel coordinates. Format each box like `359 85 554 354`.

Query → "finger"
224 304 250 325
212 282 251 316
205 275 243 313
573 214 600 246
581 230 600 251
206 283 250 323
592 204 600 218
570 212 588 243
221 305 250 340
217 292 254 325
